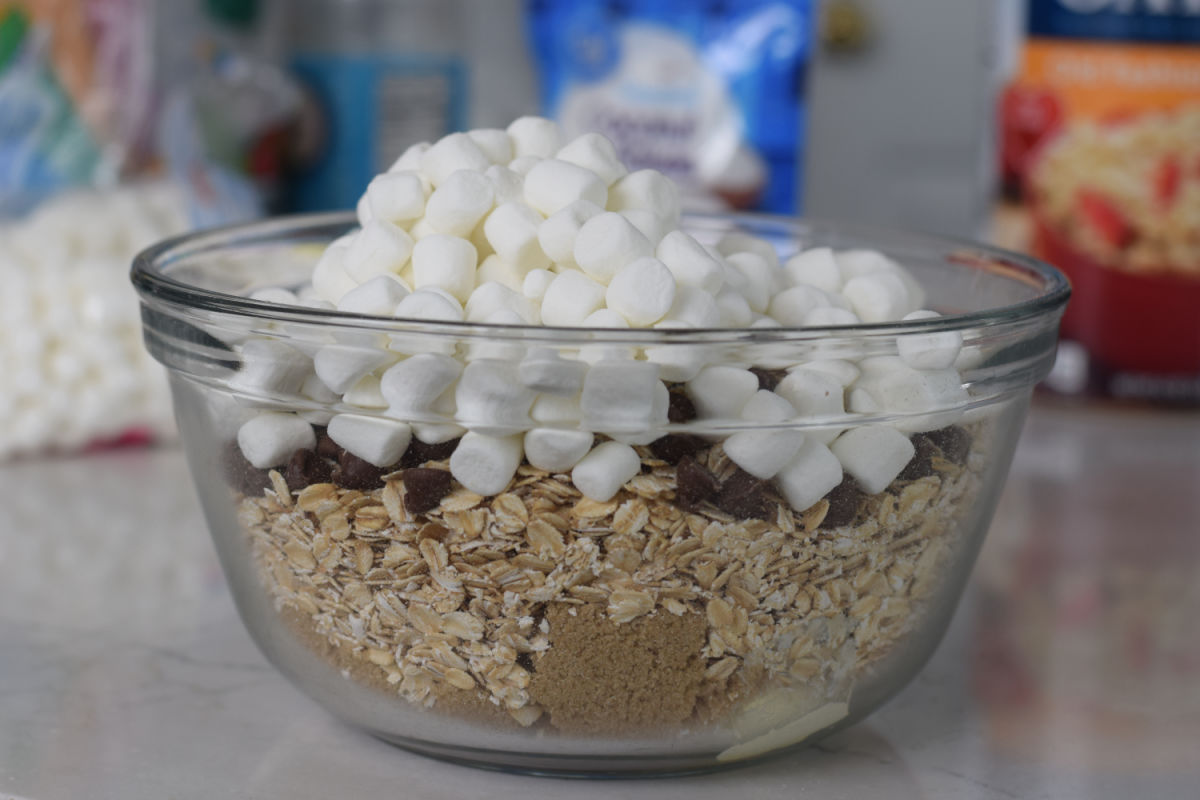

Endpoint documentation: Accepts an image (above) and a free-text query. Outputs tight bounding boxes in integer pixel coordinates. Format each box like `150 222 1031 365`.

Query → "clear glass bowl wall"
133 212 1068 775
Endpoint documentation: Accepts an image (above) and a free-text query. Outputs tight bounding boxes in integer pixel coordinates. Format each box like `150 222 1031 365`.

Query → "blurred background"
0 3 1197 795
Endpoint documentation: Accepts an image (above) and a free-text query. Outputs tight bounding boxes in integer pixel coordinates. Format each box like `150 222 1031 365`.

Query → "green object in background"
205 0 259 29
0 7 30 73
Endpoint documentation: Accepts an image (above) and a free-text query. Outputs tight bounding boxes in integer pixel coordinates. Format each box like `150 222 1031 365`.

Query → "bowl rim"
131 210 1071 343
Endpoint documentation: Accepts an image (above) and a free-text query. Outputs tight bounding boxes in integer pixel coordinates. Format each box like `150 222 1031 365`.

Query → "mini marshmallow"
337 274 410 316
483 202 550 270
540 270 607 326
508 155 543 176
484 164 524 204
725 252 777 314
419 132 491 187
656 230 725 293
664 285 720 328
768 285 830 326
506 116 563 159
557 132 627 186
784 247 842 293
686 366 759 421
345 221 414 283
605 256 676 326
607 169 681 226
837 249 926 309
715 232 780 269
412 421 466 445
464 281 537 324
716 288 754 328
571 441 641 502
537 199 602 268
580 359 664 435
388 141 430 173
229 339 311 397
409 217 438 241
723 390 804 478
581 308 628 328
343 373 387 408
573 212 654 284
775 368 845 444
475 254 529 292
310 241 358 303
389 289 463 357
530 392 582 424
841 272 914 323
847 387 881 413
897 310 963 370
830 425 915 495
455 359 536 434
411 235 478 302
462 309 528 362
301 371 341 404
327 414 412 467
314 345 396 394
425 170 495 236
864 365 968 432
467 128 514 164
522 268 555 300
380 354 463 415
449 431 524 495
524 428 594 473
523 159 607 218
792 359 860 387
644 320 709 382
237 412 316 469
774 438 843 512
366 171 427 225
618 209 668 245
805 306 860 326
519 349 588 394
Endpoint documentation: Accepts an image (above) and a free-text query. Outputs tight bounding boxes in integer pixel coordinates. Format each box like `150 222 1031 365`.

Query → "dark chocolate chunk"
717 469 773 521
898 434 939 481
316 433 344 461
220 441 273 495
749 367 786 392
676 457 720 511
925 425 972 464
648 434 706 464
332 451 389 490
820 477 864 529
401 436 462 467
667 390 697 424
402 468 454 514
285 448 333 491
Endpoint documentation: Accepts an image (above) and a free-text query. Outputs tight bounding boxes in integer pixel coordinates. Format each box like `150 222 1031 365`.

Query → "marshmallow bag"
133 208 1067 773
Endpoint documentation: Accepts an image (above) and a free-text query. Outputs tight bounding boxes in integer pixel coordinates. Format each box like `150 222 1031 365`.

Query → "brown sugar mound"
529 603 707 735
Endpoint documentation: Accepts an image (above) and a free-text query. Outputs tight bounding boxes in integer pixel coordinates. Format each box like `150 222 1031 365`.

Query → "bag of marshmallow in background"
527 0 813 214
0 0 288 460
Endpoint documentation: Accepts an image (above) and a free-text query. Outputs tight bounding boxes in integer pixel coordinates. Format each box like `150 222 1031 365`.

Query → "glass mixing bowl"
132 212 1068 775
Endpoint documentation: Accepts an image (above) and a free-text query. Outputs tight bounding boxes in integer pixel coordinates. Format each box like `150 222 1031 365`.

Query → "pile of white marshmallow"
0 182 188 459
234 117 973 508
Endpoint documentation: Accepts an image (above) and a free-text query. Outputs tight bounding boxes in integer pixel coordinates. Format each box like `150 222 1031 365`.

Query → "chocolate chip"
676 457 719 511
285 448 333 491
749 367 786 391
221 441 272 495
648 434 705 464
401 436 462 467
925 425 972 464
898 435 939 482
316 433 344 461
402 468 454 514
820 477 864 529
332 451 388 490
717 469 773 520
667 390 697 423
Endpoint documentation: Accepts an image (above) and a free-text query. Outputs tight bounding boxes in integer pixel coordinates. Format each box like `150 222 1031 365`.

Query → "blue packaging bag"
528 0 813 214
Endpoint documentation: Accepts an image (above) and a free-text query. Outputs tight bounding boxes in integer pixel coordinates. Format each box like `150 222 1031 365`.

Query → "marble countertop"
2 401 1198 799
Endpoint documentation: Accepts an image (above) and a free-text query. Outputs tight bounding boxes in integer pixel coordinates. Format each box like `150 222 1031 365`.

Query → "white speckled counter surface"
2 401 1198 799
